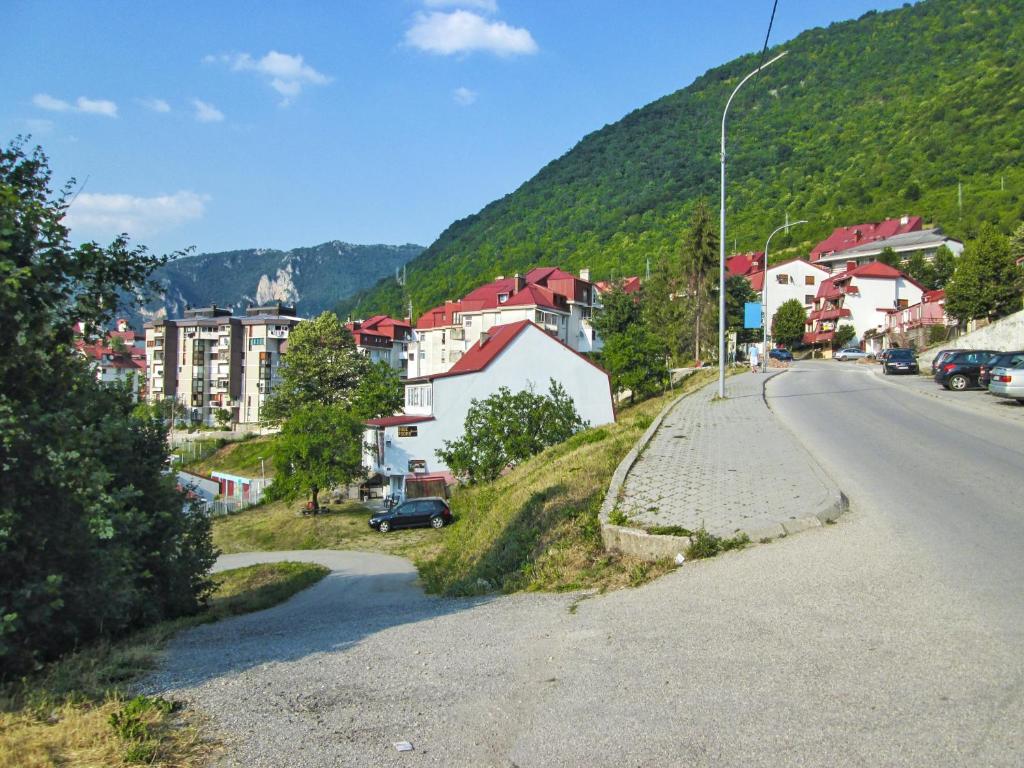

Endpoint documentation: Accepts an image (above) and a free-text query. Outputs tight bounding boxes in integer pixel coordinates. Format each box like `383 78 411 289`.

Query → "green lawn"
183 435 275 478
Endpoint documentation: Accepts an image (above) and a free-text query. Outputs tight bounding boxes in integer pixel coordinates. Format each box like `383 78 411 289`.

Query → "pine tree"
679 200 719 361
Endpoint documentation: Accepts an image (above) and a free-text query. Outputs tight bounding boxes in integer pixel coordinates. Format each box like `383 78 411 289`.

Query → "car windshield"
889 350 914 360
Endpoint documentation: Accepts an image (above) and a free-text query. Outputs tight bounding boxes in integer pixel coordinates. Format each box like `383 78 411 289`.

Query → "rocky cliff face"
127 240 422 325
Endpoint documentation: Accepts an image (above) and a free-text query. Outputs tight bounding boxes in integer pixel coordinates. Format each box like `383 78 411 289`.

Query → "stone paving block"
615 371 842 546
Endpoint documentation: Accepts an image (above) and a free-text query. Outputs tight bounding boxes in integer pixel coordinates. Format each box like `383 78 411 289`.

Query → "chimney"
900 214 909 225
846 260 857 273
513 273 526 294
479 330 490 347
579 267 591 281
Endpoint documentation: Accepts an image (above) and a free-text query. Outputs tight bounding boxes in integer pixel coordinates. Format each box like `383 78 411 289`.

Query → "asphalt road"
150 363 1024 767
769 360 1024 643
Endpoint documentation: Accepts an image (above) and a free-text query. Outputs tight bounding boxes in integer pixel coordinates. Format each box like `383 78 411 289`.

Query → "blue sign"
744 301 762 329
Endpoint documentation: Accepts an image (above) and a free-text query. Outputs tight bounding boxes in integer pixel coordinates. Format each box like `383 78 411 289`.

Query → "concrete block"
781 517 822 535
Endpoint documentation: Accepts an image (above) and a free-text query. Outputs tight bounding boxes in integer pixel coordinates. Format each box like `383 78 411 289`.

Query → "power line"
748 0 781 101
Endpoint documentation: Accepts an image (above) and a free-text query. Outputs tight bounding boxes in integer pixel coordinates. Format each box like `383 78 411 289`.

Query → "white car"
834 347 868 361
988 365 1024 402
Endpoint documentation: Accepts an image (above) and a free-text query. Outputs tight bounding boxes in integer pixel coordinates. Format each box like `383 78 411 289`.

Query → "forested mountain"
132 241 422 325
341 0 1024 320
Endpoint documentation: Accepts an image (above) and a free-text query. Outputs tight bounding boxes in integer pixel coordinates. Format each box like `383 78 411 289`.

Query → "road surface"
149 362 1024 767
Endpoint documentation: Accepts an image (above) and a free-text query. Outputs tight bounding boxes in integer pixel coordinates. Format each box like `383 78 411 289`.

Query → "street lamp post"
718 50 788 398
761 220 808 372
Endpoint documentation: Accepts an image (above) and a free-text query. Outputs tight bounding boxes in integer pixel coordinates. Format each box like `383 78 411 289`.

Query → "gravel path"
145 366 1024 766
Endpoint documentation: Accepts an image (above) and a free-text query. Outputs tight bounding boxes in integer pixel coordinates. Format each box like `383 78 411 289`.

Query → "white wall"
919 307 1024 367
762 261 828 338
379 324 614 481
847 276 923 342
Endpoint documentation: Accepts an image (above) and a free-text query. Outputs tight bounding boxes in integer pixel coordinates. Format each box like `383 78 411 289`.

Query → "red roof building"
810 216 923 263
364 320 615 497
345 314 413 373
409 267 600 378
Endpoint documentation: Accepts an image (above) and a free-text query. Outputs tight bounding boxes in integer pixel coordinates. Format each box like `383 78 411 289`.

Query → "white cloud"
75 97 118 117
424 0 498 13
208 50 331 105
23 118 55 135
66 190 208 238
32 93 118 117
405 10 537 56
33 93 72 112
192 99 225 123
453 86 477 105
140 98 171 113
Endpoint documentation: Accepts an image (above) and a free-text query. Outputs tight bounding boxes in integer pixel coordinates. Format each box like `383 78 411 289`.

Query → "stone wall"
919 308 1024 367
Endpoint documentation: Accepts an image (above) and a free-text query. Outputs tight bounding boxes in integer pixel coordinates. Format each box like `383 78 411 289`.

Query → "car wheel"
379 520 390 533
949 374 968 391
430 516 444 529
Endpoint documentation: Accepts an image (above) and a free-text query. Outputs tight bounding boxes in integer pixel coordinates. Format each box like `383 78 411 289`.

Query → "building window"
250 338 264 347
405 385 432 408
776 274 790 284
498 293 509 303
805 275 815 285
805 294 815 305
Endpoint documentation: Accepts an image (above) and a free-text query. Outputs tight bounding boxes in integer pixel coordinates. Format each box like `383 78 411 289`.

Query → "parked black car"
369 497 452 533
933 350 1000 390
882 348 919 375
769 348 793 362
979 351 1024 387
876 349 895 364
931 348 966 375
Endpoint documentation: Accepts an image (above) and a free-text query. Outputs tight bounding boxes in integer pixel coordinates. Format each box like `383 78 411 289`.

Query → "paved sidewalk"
616 369 843 540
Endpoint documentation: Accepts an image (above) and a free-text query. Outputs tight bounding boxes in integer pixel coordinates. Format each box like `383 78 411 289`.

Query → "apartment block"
239 303 303 424
144 302 301 425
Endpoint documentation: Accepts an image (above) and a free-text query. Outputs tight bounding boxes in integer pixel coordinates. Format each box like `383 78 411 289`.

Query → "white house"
365 320 615 498
805 261 925 354
407 268 600 379
747 258 830 346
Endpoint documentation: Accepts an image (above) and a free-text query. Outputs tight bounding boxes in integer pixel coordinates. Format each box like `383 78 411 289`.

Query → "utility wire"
748 0 781 102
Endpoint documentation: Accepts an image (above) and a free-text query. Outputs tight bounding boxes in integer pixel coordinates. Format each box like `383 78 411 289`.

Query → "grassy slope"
0 562 328 768
184 436 275 478
209 371 720 596
418 370 717 595
213 499 445 560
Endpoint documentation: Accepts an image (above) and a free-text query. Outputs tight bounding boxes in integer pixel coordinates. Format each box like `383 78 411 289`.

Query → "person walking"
749 345 760 373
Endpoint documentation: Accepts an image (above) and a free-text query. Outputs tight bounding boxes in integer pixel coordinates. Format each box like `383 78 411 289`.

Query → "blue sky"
2 1 909 257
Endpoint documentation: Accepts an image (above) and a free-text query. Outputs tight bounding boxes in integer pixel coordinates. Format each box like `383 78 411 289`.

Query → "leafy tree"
0 140 216 674
265 404 366 508
437 381 587 484
351 360 405 420
1010 222 1024 265
722 274 761 344
642 246 692 362
680 200 719 361
602 325 669 402
931 244 957 289
592 282 641 339
262 312 401 423
771 299 807 347
877 247 901 267
944 224 1023 322
833 324 857 349
905 252 936 289
213 407 233 430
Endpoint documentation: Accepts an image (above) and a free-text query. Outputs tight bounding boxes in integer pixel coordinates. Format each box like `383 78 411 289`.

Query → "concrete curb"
598 373 703 560
600 368 849 562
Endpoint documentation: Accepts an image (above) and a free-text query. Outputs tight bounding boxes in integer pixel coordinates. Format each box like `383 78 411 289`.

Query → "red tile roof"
444 320 534 376
725 252 764 278
364 415 436 427
416 273 571 329
595 276 641 294
810 217 923 262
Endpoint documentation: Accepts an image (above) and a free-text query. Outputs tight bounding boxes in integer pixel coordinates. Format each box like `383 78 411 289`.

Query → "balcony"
267 328 289 339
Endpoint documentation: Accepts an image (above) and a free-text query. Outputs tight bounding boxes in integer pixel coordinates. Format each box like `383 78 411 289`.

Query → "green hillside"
341 0 1024 320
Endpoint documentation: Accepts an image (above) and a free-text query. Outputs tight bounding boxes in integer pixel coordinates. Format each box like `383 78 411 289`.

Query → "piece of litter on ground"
394 741 414 752
675 553 686 565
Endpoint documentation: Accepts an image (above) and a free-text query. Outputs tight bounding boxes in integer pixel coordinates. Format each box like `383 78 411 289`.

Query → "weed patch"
646 525 693 537
685 528 751 559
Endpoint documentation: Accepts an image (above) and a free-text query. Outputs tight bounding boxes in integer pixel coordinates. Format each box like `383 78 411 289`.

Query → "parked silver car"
834 347 868 361
988 365 1024 403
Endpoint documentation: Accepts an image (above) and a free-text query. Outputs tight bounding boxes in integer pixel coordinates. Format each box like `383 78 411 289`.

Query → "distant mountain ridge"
131 240 423 325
